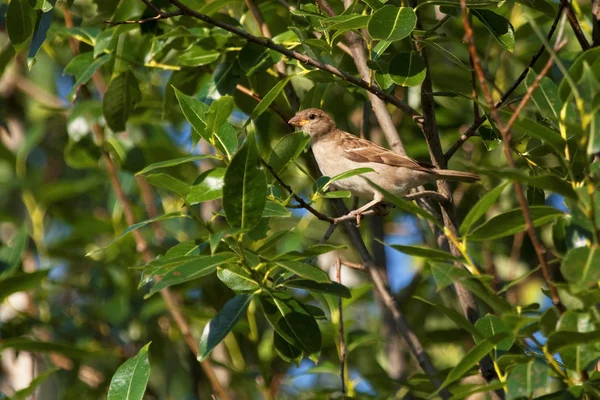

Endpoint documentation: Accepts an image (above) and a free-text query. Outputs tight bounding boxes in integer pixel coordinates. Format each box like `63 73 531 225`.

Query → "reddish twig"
459 0 565 312
444 4 566 161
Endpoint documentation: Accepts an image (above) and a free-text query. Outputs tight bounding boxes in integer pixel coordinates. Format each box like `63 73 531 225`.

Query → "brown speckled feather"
335 129 437 175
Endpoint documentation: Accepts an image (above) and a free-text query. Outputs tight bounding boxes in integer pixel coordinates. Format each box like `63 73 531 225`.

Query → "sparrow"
288 108 479 218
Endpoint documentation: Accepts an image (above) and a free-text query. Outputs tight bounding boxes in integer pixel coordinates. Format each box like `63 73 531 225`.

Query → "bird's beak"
288 115 308 127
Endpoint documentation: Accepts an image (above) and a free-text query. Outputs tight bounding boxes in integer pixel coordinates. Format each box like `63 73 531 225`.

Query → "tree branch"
444 4 566 161
459 0 565 313
559 0 590 50
164 0 426 132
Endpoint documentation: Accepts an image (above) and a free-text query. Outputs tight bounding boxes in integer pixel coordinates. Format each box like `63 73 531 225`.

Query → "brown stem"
444 4 565 161
559 0 590 50
162 0 426 131
459 0 565 313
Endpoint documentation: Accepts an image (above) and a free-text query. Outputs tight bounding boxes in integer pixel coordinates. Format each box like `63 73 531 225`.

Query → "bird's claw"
348 210 363 226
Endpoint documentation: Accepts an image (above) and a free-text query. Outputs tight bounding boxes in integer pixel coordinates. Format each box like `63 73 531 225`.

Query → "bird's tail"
432 169 480 183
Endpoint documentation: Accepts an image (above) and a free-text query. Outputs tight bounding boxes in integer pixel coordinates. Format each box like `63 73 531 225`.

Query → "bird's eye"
309 113 317 120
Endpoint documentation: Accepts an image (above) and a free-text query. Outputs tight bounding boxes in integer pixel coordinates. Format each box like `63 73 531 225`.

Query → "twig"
336 257 347 395
164 0 426 132
459 0 565 312
444 4 566 161
105 10 182 25
404 190 449 204
329 199 449 399
319 223 339 244
559 0 590 50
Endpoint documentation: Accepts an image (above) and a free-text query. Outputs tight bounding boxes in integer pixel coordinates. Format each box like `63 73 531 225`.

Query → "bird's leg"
348 192 384 225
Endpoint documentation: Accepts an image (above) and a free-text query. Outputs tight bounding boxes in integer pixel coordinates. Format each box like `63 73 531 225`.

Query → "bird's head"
288 108 335 137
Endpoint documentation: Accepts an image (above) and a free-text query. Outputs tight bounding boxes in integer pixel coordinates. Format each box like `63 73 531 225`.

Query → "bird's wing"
338 131 437 174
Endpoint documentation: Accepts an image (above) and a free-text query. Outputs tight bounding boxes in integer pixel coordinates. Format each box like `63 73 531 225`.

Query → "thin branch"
559 0 590 50
329 199 449 399
459 0 565 312
166 0 426 132
106 10 182 25
444 4 566 161
404 190 449 204
336 257 347 395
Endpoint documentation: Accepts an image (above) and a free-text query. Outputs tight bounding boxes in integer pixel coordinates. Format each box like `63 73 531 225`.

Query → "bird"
288 108 479 219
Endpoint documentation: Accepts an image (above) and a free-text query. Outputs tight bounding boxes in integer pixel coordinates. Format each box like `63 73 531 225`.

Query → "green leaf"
388 52 427 87
275 261 329 283
27 10 53 69
107 343 151 400
560 246 600 290
205 96 234 138
86 212 188 255
367 6 417 42
198 294 254 361
468 206 564 241
136 155 216 175
366 179 442 228
474 315 514 351
0 224 28 277
506 360 550 400
214 121 238 160
178 47 220 66
63 53 111 101
173 88 211 143
320 190 352 198
209 228 244 254
260 292 322 358
12 368 58 400
449 381 506 400
328 167 375 186
102 70 141 132
380 241 460 262
247 76 292 123
187 168 225 204
263 201 292 218
553 311 600 371
471 10 515 52
268 132 310 174
459 182 509 236
433 333 509 395
7 0 36 51
506 112 565 154
217 265 260 291
145 173 190 198
148 253 237 295
525 69 562 123
0 270 48 302
0 338 104 359
414 297 483 339
223 133 267 229
274 331 303 365
285 279 352 299
514 0 555 18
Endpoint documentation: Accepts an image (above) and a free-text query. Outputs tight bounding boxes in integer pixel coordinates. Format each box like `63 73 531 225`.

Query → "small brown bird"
288 108 479 218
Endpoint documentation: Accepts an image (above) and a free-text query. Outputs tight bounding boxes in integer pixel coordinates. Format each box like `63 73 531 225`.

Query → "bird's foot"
371 202 395 216
347 209 363 226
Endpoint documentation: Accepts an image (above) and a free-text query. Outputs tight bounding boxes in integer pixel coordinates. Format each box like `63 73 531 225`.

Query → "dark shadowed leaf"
274 331 303 365
367 6 417 42
388 52 427 87
414 297 483 339
472 10 515 52
260 292 321 359
526 69 562 123
102 70 141 132
107 343 151 400
268 132 310 174
223 133 267 229
7 0 36 51
0 338 105 359
198 294 254 361
248 77 292 123
0 270 48 302
285 279 351 298
27 10 53 69
380 241 461 262
63 53 111 101
0 224 28 277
